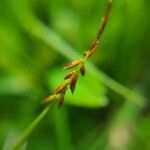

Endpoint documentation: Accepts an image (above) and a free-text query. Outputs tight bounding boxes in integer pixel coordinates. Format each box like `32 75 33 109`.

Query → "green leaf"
48 68 108 108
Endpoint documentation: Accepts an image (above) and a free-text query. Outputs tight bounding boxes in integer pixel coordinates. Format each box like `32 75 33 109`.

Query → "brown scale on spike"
64 60 81 70
70 71 79 94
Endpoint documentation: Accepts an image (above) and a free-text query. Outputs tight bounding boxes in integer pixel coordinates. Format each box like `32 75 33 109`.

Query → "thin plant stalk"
12 106 50 150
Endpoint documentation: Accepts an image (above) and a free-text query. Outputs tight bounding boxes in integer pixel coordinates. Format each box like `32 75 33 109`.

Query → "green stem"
12 105 50 150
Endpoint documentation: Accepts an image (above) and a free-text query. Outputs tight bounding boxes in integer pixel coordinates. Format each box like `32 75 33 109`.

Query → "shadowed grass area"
0 0 149 150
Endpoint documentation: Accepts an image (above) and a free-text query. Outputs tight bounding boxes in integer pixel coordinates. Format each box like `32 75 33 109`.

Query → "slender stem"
89 0 112 50
12 105 50 150
97 0 112 41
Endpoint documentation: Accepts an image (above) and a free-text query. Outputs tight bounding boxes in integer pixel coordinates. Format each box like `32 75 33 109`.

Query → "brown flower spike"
42 0 112 107
64 60 81 70
64 72 74 80
70 71 79 94
54 82 68 94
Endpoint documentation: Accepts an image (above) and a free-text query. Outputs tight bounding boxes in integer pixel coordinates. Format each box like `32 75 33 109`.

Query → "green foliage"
0 0 149 150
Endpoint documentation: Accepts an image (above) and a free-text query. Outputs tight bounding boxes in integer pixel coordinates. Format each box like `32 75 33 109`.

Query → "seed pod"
58 93 65 108
64 72 73 80
55 83 67 94
64 60 81 70
79 64 85 76
70 72 78 94
42 94 55 104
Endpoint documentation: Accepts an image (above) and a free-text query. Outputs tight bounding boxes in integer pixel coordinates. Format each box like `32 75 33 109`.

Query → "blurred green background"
0 0 150 150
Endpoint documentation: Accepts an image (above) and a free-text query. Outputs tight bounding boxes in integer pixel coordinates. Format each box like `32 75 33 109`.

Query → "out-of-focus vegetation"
0 0 149 150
